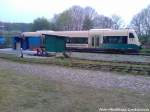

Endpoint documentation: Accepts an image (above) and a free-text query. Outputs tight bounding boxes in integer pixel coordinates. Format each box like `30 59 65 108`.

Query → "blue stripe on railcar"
99 44 141 52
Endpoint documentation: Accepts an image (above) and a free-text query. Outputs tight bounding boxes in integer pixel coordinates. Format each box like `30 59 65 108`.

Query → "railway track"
67 49 150 56
71 61 150 75
126 52 150 56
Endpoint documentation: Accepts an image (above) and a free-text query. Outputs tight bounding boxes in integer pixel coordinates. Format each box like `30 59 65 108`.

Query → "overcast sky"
0 0 150 25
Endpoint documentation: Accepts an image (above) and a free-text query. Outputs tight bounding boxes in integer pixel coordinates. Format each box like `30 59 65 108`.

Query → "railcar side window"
103 36 127 44
129 33 134 38
67 37 88 44
66 38 71 43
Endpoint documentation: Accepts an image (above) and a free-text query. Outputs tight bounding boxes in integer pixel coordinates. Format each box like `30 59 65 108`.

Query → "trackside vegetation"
0 53 149 76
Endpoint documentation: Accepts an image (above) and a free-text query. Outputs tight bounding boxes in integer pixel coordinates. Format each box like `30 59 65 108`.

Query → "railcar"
20 29 141 53
64 29 141 53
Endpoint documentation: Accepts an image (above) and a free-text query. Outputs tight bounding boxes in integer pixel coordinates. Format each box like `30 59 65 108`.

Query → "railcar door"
91 35 102 48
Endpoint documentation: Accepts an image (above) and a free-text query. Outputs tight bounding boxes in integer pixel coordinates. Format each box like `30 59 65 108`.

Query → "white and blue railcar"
65 29 141 53
24 29 141 53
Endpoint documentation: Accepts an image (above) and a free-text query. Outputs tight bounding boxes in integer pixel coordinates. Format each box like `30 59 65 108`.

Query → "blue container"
28 36 41 49
12 36 41 50
0 36 5 44
12 36 19 49
21 38 29 50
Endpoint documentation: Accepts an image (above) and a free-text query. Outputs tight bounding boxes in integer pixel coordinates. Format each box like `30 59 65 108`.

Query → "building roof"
22 32 42 37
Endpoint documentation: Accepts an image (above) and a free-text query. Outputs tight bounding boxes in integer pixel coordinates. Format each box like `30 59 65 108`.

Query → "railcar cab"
89 29 141 53
127 30 141 52
128 30 141 46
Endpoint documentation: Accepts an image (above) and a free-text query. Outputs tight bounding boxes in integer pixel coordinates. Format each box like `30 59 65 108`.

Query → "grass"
0 53 149 76
140 48 150 54
0 69 150 112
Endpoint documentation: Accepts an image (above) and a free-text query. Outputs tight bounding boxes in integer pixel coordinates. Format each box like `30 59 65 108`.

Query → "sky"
0 0 150 25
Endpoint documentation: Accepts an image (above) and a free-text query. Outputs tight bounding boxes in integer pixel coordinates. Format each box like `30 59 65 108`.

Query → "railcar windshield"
103 36 127 44
129 33 135 38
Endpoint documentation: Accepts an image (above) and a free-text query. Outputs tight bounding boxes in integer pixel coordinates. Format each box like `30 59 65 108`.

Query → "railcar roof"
43 31 89 38
21 29 135 38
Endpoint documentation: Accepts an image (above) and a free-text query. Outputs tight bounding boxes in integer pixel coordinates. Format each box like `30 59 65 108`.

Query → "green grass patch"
140 48 150 53
0 69 150 112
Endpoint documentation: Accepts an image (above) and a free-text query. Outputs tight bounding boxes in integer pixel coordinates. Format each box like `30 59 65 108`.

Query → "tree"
130 13 143 36
84 7 97 20
130 5 150 36
51 6 97 31
56 10 73 31
0 21 31 32
69 6 85 30
82 15 94 30
32 17 51 31
111 15 124 29
130 5 150 45
51 5 124 31
51 6 84 31
82 7 97 30
93 15 113 28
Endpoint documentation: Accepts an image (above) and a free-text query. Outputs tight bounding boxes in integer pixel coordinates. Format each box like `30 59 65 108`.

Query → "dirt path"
0 59 150 93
